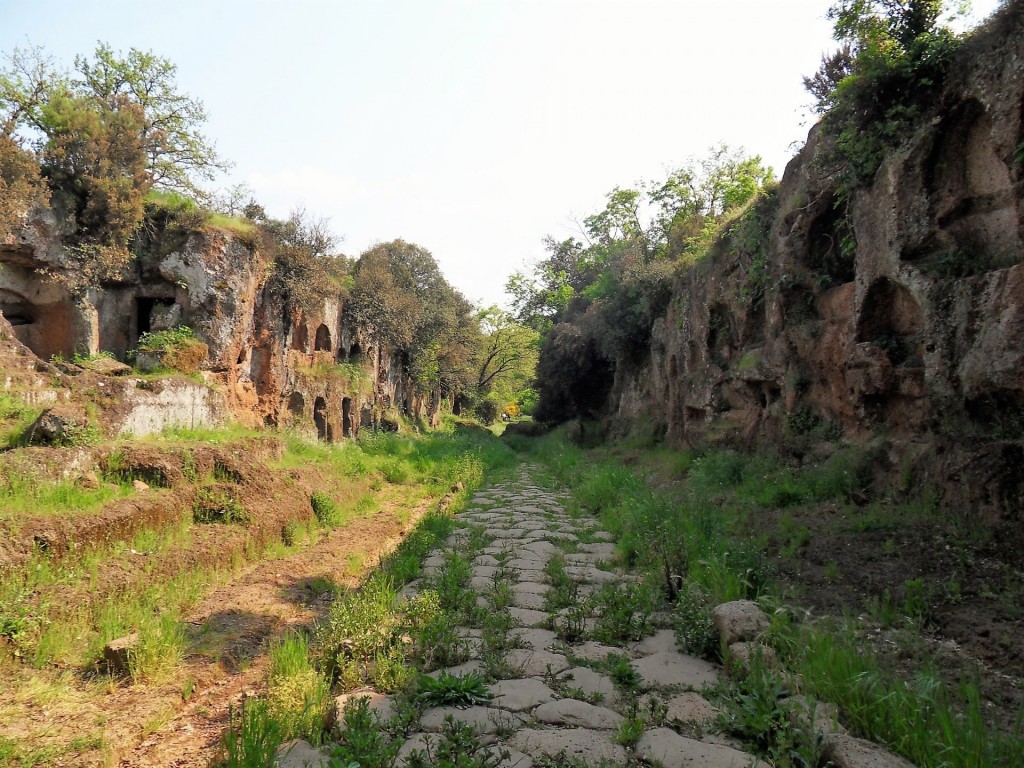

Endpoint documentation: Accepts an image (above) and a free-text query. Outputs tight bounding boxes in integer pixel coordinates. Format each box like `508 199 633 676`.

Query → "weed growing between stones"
218 699 283 768
589 580 658 644
327 697 400 768
415 671 490 707
404 717 508 768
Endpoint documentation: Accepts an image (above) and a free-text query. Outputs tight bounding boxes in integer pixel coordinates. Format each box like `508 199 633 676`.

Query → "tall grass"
778 621 1024 768
512 429 1023 767
266 631 331 742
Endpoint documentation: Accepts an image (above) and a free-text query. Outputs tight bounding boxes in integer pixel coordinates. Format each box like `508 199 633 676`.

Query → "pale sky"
0 0 1002 308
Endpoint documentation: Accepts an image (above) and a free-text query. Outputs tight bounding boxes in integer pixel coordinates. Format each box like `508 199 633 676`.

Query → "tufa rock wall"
1 219 441 440
605 4 1024 520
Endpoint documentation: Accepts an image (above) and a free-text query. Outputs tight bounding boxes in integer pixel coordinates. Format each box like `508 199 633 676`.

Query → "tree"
264 209 347 315
73 43 226 194
473 306 539 401
0 135 47 240
805 1 967 184
349 239 478 398
1 43 227 283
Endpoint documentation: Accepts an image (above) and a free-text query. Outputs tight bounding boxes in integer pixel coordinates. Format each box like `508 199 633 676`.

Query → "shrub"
193 488 249 525
473 399 500 425
134 326 208 374
415 671 491 708
310 492 342 527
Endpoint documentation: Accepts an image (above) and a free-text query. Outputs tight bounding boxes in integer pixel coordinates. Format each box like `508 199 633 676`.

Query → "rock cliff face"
0 217 439 440
606 6 1024 519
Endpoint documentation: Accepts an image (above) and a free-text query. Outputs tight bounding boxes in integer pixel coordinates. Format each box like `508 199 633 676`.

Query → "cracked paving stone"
419 705 523 742
637 727 756 768
557 666 618 701
488 678 557 711
631 651 720 690
508 607 549 627
509 728 627 764
505 648 570 676
509 627 557 650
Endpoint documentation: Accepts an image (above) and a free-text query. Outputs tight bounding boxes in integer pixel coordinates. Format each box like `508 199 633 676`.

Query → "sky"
0 0 1003 308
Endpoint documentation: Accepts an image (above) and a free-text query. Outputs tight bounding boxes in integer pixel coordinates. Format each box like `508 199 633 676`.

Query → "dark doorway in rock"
314 396 328 441
287 391 304 417
135 297 176 345
342 397 353 438
291 323 309 352
349 342 361 361
314 324 331 352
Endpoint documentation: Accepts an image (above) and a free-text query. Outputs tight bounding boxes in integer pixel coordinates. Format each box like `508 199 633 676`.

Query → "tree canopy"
0 42 225 280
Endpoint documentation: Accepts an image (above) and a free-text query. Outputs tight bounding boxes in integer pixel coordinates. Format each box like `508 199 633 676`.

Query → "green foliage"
415 671 491 708
262 209 347 315
1 42 226 283
473 306 540 409
330 697 399 768
514 146 774 423
674 585 720 660
310 491 342 527
218 700 283 768
473 399 500 425
192 487 249 525
403 717 508 768
0 393 43 449
589 581 659 644
809 0 966 189
265 632 331 742
135 325 195 353
0 134 48 240
778 620 1024 767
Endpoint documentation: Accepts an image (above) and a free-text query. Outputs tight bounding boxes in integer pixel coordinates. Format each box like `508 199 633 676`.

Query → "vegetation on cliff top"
507 145 775 422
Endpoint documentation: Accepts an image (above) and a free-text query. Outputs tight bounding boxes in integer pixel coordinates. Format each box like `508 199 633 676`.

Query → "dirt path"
110 497 435 768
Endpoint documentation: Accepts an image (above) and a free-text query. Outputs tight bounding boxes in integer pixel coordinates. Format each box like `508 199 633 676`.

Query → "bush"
310 492 342 527
193 487 249 525
134 326 208 374
473 400 500 425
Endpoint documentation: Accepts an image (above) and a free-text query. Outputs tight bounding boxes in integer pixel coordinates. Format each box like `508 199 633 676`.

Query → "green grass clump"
219 699 284 768
314 576 440 692
310 491 343 527
266 631 331 742
192 487 249 525
777 621 1024 768
0 474 134 523
415 671 490 707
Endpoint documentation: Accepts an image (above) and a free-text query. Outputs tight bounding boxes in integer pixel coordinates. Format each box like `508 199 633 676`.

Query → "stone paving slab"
509 607 549 627
420 705 523 741
533 698 624 729
509 627 558 650
558 666 618 702
505 648 570 677
510 727 628 764
632 650 720 690
638 727 756 767
489 678 557 711
332 467 764 768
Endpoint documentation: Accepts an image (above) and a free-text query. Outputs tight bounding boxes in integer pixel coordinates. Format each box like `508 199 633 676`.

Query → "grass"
0 474 135 523
512 429 1024 768
265 631 331 742
0 393 43 449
